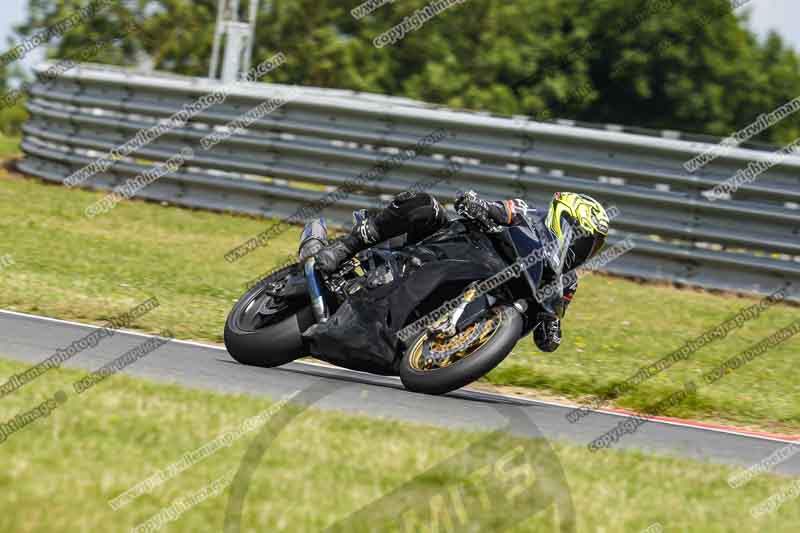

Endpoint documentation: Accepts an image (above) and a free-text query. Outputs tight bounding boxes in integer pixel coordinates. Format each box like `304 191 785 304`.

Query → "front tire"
399 305 523 395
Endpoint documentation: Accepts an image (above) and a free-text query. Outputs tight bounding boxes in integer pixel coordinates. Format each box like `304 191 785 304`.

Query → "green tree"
14 0 151 66
0 45 28 136
572 0 800 143
249 0 800 144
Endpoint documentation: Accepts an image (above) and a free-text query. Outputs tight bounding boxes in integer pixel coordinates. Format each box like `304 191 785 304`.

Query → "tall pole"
243 0 260 74
209 0 258 82
230 0 240 21
208 0 226 79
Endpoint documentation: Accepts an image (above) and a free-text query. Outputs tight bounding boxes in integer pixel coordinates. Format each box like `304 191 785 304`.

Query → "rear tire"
224 264 314 368
398 305 522 395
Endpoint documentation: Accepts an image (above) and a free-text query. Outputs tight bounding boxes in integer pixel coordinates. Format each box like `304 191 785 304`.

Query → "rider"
313 190 610 353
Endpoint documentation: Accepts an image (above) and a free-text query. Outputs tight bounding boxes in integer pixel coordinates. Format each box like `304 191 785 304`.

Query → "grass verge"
0 355 797 532
0 169 798 432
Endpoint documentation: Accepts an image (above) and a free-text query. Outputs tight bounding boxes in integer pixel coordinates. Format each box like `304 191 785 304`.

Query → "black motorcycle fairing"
301 278 400 375
386 257 504 332
507 225 545 293
302 222 508 375
380 219 510 337
488 214 560 335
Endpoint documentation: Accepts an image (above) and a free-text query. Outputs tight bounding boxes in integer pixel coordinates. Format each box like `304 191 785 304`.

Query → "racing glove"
455 190 529 232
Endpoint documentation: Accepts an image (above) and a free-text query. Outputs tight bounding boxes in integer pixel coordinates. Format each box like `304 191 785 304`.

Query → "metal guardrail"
19 62 800 300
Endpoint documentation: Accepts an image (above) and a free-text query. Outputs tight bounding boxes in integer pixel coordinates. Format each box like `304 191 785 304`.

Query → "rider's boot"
314 215 380 273
533 313 562 352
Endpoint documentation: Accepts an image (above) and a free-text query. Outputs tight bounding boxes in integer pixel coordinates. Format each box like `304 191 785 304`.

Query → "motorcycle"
224 208 567 395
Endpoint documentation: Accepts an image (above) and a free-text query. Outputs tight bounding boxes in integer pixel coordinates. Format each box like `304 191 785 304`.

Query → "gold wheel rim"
408 310 503 371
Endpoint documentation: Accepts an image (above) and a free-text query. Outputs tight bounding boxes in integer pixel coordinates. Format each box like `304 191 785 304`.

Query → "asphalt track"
1 309 798 476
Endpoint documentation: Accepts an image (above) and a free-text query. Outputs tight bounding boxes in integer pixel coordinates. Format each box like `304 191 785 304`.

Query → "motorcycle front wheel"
399 305 522 395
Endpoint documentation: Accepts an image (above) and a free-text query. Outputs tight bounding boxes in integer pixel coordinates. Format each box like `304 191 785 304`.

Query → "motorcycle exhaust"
298 218 328 262
304 257 329 323
299 219 330 324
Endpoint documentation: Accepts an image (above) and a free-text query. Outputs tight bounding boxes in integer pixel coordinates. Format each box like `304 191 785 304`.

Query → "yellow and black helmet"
544 192 609 269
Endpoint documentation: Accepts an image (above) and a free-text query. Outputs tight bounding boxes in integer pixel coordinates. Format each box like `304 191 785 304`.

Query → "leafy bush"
0 100 28 137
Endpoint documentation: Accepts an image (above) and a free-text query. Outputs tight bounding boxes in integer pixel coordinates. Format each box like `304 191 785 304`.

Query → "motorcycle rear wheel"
399 305 522 395
224 263 314 368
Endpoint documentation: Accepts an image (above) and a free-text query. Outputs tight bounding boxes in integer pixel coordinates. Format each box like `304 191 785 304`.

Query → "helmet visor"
568 233 606 270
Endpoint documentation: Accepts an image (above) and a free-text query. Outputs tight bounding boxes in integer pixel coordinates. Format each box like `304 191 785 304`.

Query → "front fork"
429 284 530 338
429 286 480 337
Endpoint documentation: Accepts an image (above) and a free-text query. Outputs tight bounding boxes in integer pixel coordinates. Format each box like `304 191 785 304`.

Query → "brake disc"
422 319 489 365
